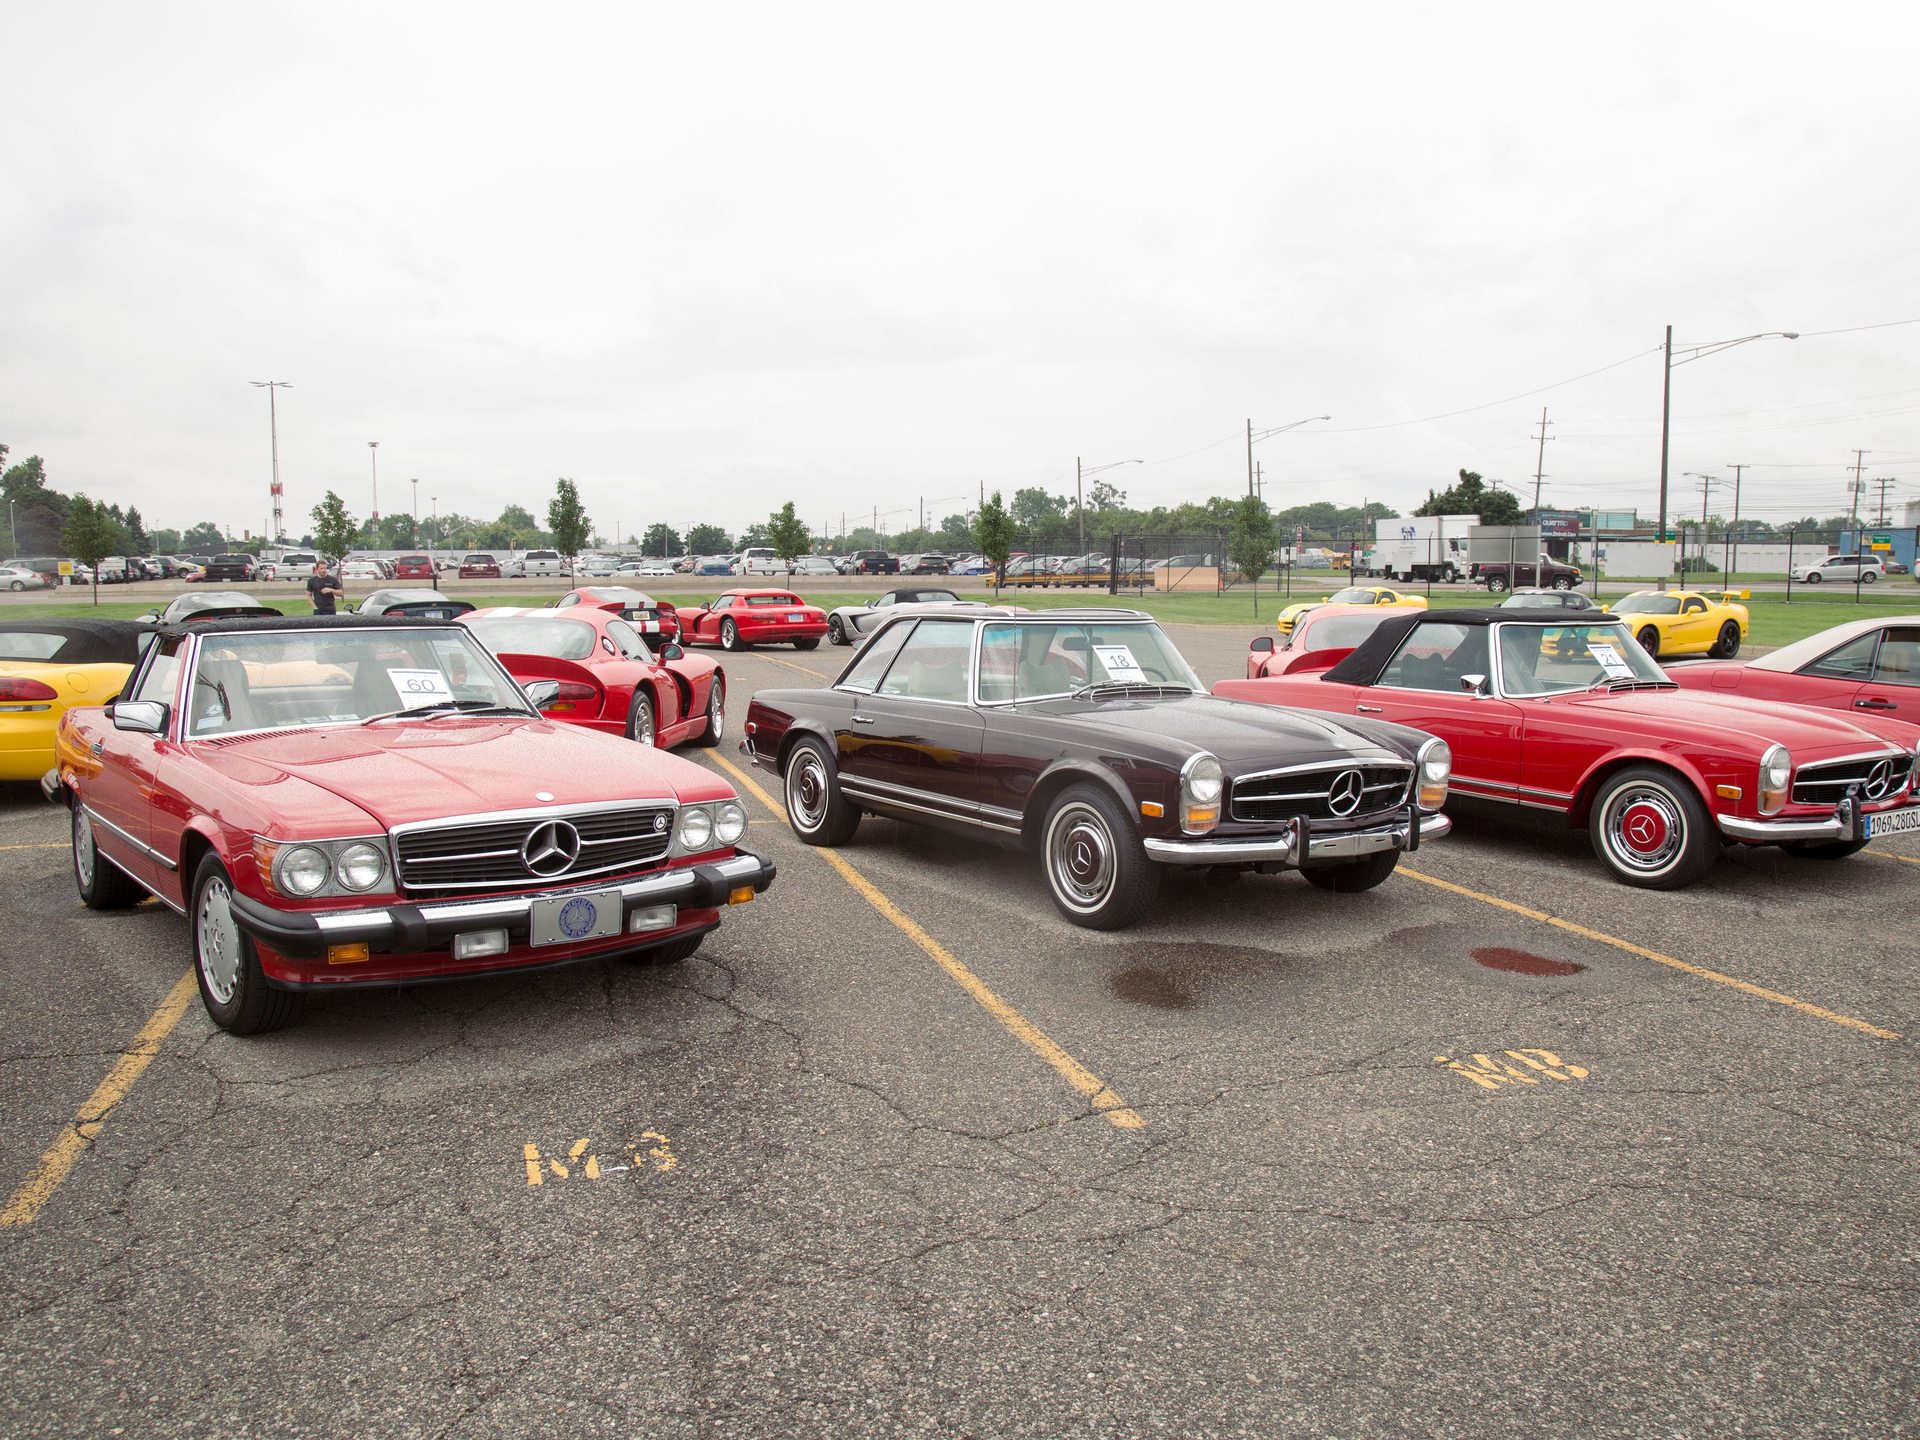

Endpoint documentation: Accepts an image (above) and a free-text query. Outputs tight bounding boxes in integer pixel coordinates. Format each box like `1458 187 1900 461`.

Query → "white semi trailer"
1364 515 1477 582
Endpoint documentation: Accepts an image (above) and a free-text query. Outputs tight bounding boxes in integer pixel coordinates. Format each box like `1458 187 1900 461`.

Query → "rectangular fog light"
629 904 677 933
326 943 369 966
453 929 509 961
727 885 755 906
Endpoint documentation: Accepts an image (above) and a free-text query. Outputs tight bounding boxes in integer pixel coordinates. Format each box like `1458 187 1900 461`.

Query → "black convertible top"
157 614 464 639
0 618 156 666
1321 606 1630 686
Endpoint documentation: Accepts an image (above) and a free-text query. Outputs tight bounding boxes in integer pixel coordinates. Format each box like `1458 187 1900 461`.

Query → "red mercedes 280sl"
1215 606 1920 889
47 614 775 1034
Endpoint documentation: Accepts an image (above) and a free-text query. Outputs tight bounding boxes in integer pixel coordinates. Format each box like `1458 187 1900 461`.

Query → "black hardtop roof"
1322 607 1628 685
158 614 463 639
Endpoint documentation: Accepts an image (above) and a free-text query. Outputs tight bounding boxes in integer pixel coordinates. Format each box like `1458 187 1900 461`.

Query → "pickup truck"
846 549 899 575
505 549 568 578
1471 555 1582 592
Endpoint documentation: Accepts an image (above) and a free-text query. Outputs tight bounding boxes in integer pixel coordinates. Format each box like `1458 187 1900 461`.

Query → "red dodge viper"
462 606 724 749
680 589 828 651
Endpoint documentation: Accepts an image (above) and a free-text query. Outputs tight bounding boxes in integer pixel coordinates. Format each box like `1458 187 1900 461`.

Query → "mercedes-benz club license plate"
1864 806 1920 838
530 888 623 946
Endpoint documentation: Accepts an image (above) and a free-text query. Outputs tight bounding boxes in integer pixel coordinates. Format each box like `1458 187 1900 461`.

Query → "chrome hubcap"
197 876 242 1005
633 698 654 745
1602 785 1685 876
1047 803 1115 912
73 808 95 889
788 752 829 831
709 682 724 739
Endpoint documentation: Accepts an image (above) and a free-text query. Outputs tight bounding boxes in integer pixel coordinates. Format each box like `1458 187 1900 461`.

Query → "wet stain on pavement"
1110 966 1196 1010
1472 946 1586 977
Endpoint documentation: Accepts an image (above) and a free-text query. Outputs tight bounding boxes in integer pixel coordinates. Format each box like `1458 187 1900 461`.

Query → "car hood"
187 718 729 830
1021 692 1411 769
1567 688 1916 754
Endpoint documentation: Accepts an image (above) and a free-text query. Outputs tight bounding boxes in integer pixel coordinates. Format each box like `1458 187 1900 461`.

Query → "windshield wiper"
363 699 529 725
1070 681 1193 701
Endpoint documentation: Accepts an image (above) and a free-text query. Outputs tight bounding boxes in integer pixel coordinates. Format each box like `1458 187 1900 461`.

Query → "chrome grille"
393 804 675 897
1230 763 1412 824
1792 753 1913 806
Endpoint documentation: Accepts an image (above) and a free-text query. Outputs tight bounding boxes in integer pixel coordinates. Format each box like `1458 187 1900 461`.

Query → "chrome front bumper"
1143 810 1451 867
229 850 776 959
1717 814 1849 842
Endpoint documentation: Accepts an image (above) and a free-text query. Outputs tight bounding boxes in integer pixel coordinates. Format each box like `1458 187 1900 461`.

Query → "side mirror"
1250 636 1274 653
521 680 562 710
657 643 684 661
865 599 877 608
109 700 168 734
1459 674 1491 696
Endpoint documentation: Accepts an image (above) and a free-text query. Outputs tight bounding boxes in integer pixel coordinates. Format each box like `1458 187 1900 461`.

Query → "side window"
1683 597 1706 614
1870 628 1920 687
131 638 185 706
1377 623 1490 692
1802 632 1879 681
555 595 578 609
839 621 916 692
711 595 733 610
877 620 975 702
606 619 651 661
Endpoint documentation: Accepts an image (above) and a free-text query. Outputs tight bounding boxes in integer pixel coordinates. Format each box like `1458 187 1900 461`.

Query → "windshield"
464 617 598 660
979 621 1201 702
1327 588 1384 605
185 629 524 737
1291 613 1397 653
1497 622 1668 696
1613 594 1681 616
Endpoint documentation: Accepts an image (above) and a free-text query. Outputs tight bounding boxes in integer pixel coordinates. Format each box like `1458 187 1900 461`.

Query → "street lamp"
411 478 419 545
249 381 292 541
1657 328 1796 583
367 441 380 526
1076 458 1141 558
1246 416 1331 497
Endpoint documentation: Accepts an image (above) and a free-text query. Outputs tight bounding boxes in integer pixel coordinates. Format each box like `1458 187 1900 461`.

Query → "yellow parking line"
0 970 198 1227
1397 868 1901 1040
711 751 1145 1129
740 651 829 680
0 844 66 851
1875 849 1920 867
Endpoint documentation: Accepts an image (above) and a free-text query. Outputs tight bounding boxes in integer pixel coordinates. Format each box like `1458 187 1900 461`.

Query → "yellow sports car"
0 620 148 783
1605 589 1750 659
1276 587 1428 635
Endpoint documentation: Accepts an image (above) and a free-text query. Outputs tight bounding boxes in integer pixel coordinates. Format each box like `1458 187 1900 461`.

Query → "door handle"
1856 697 1896 709
851 716 876 725
1356 704 1382 713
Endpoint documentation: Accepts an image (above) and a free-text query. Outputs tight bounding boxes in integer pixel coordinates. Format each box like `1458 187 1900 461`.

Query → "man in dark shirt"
306 560 344 615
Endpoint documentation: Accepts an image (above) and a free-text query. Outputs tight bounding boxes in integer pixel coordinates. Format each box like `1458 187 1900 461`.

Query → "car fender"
1565 746 1719 827
1017 757 1147 849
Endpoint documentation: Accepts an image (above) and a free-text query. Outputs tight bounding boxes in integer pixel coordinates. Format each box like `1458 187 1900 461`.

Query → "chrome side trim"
81 804 178 871
839 780 1022 835
1449 777 1520 801
388 797 678 840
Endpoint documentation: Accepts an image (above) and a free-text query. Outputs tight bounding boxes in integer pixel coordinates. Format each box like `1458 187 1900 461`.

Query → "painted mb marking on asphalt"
1437 1049 1591 1091
523 1132 678 1186
709 751 1147 1130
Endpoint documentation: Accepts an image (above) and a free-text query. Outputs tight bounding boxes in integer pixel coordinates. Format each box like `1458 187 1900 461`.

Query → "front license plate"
1865 806 1920 838
529 888 624 947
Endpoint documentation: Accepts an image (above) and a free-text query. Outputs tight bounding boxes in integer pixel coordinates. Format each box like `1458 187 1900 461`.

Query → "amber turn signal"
327 943 370 965
1716 784 1742 800
727 885 755 905
1139 801 1164 818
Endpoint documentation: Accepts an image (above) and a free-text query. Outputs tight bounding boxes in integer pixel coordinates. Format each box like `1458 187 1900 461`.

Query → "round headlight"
278 845 330 896
1762 744 1792 790
335 842 387 892
714 800 747 846
1185 755 1224 804
1421 740 1453 784
677 806 714 850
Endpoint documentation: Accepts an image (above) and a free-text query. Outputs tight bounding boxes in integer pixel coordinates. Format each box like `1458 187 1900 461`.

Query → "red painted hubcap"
1620 801 1669 854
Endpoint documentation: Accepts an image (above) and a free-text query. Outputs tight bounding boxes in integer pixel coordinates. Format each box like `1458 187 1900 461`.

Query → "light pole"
367 441 380 528
250 381 292 541
1246 416 1331 497
1658 328 1797 585
1076 458 1141 558
430 496 438 569
411 478 419 545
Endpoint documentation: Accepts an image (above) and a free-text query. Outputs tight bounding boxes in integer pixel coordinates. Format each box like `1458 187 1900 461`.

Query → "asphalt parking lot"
2 622 1916 1437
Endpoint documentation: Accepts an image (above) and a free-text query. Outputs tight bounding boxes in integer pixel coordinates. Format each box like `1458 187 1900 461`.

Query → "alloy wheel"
197 875 242 1005
73 808 95 889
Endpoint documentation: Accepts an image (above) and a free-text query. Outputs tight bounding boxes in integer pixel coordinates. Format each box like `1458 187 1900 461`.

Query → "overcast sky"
4 2 1918 543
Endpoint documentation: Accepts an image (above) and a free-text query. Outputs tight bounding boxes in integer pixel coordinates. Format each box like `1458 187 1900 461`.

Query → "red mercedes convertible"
680 589 828 651
1214 606 1920 888
49 613 773 1034
462 607 723 749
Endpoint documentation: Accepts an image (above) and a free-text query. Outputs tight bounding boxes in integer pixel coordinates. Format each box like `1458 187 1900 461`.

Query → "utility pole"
1849 450 1871 526
1246 420 1255 497
411 479 419 544
430 496 438 566
1076 459 1083 558
1871 477 1897 526
1530 407 1553 516
1727 464 1746 576
250 381 292 541
1255 462 1264 503
367 441 381 524
1657 325 1673 550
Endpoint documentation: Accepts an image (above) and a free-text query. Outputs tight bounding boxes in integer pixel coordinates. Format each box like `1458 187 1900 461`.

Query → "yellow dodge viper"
1604 589 1751 659
0 620 147 783
1277 587 1428 635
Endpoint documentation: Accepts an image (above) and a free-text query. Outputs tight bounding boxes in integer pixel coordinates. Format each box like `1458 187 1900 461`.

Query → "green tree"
642 522 682 557
1414 469 1521 526
123 507 151 556
1086 478 1128 512
62 495 123 606
181 521 225 553
767 501 810 563
1011 487 1067 528
1228 494 1275 611
738 522 771 548
150 527 182 555
973 490 1018 591
686 523 730 555
499 503 539 534
545 477 591 575
310 491 358 564
377 513 417 548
